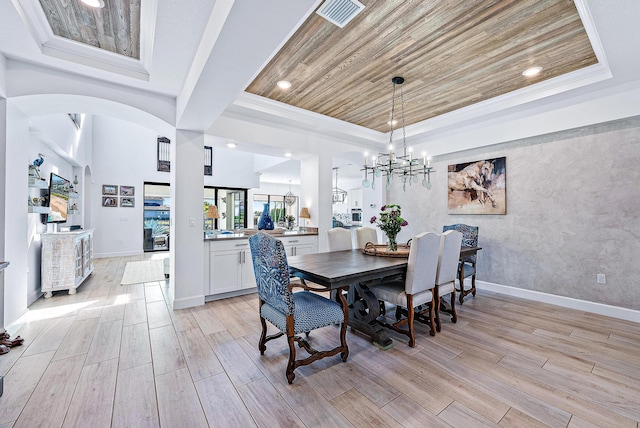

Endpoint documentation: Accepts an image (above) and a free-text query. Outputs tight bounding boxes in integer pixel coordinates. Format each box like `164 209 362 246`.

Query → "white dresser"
41 229 94 298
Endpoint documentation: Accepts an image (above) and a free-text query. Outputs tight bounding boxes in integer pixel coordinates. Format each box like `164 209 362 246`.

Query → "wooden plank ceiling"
246 0 597 132
39 0 140 59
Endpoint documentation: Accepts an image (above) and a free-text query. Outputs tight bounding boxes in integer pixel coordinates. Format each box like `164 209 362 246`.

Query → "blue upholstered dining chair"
443 224 478 303
367 232 441 347
434 230 463 332
248 232 349 384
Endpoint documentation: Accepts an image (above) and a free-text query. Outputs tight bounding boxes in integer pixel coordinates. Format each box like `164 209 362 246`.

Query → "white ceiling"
2 0 640 183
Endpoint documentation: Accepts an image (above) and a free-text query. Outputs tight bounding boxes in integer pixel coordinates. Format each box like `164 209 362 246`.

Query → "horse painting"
448 157 506 214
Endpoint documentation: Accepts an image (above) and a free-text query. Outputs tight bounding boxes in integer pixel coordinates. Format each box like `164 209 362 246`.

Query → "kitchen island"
204 229 318 300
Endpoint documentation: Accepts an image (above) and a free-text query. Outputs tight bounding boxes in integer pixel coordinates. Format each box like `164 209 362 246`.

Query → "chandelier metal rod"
361 76 435 191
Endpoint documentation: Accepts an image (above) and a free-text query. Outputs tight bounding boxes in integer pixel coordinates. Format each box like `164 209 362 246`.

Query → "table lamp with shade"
206 205 219 231
299 207 310 228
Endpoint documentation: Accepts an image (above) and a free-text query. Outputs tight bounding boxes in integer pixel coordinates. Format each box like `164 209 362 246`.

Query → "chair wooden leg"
285 318 296 384
434 289 442 333
259 317 268 354
471 273 477 297
337 287 349 362
258 301 267 354
450 290 457 323
406 295 415 347
427 299 436 336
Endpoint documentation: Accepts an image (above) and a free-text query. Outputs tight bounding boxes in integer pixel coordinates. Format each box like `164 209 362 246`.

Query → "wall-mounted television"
47 172 70 223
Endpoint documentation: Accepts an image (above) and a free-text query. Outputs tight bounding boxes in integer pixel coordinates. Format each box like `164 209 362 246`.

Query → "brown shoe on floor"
0 337 23 347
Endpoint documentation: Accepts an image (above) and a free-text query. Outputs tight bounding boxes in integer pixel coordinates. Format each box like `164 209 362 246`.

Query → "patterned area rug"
120 260 166 285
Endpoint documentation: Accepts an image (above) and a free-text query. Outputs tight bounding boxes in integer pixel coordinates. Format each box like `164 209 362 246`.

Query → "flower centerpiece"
370 204 408 251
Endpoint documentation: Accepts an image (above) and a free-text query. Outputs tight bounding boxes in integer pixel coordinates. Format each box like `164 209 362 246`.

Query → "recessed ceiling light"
226 142 237 148
522 66 543 77
277 80 292 89
284 152 292 157
387 119 398 126
81 0 105 8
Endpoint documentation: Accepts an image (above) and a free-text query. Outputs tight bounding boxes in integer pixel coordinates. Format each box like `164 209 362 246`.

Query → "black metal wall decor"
157 137 170 172
204 146 212 176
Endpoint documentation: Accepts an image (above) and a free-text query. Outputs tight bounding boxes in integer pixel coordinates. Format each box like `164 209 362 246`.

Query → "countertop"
205 230 318 241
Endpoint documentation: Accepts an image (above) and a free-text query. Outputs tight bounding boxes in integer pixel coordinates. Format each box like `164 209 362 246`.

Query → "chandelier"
332 167 347 204
284 180 296 206
362 77 435 191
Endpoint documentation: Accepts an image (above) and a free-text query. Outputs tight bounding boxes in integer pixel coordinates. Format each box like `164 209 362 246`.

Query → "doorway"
143 182 170 252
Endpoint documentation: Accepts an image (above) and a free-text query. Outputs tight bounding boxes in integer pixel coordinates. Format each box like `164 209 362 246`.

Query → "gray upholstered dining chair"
443 224 478 303
367 232 440 347
327 227 352 251
248 232 349 384
434 229 463 332
355 226 378 249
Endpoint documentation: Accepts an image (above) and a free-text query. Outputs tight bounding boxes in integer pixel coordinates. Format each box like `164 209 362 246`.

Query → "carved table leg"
44 291 53 298
347 283 393 350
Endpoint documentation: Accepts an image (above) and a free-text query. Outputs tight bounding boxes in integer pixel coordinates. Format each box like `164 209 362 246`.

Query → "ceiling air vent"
315 0 365 28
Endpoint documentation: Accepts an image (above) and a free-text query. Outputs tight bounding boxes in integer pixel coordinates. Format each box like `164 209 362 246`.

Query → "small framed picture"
120 186 135 196
121 197 135 208
102 185 118 196
102 196 118 207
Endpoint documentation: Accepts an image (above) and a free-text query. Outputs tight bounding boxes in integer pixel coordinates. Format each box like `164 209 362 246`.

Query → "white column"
3 101 30 326
170 130 205 310
300 153 333 252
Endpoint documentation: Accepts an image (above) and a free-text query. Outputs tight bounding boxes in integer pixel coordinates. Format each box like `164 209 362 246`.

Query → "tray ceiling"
38 0 140 58
246 0 598 132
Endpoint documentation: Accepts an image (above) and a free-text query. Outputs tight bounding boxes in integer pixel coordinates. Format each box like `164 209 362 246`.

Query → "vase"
387 233 398 252
257 203 274 230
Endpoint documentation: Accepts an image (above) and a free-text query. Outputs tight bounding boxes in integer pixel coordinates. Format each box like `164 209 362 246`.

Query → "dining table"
288 249 407 349
288 246 482 349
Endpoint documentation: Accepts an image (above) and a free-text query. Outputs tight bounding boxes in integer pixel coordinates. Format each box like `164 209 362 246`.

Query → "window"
204 187 247 231
253 194 299 227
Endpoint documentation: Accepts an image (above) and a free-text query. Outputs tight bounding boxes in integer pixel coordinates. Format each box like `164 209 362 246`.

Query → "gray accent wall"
391 116 640 310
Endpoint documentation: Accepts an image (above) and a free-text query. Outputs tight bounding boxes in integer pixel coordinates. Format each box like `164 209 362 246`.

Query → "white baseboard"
171 294 204 310
477 281 640 323
94 250 145 258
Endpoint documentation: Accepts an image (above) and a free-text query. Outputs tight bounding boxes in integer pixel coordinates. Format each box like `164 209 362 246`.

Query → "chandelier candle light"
362 77 435 192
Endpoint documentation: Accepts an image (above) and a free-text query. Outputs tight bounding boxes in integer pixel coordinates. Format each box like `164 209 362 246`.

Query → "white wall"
91 115 173 257
393 116 640 311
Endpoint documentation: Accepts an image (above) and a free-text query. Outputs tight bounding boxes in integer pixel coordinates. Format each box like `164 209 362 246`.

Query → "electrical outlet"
597 273 606 284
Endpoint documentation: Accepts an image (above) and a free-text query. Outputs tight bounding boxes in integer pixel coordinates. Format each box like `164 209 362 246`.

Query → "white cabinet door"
240 250 256 289
294 244 316 256
209 250 242 294
280 236 318 256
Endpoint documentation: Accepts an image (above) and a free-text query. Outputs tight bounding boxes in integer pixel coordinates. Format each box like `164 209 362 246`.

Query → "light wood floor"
1 255 639 428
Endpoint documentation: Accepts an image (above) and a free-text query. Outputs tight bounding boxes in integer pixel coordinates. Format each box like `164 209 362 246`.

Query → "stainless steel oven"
351 209 362 225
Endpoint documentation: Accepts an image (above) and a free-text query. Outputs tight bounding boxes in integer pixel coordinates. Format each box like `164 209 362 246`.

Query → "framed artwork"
121 197 135 208
102 185 118 196
102 196 118 207
448 156 506 215
120 186 135 196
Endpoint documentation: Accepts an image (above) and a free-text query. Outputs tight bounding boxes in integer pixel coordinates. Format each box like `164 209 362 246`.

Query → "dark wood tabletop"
287 249 408 289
